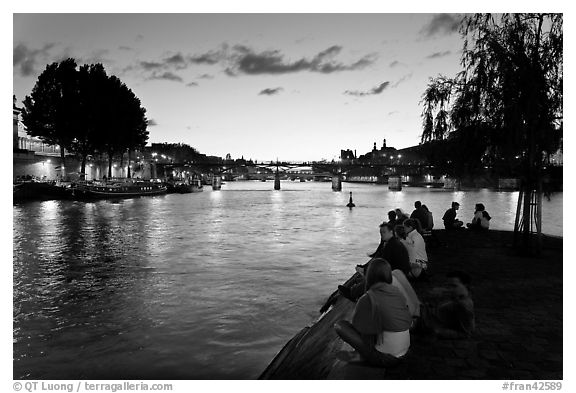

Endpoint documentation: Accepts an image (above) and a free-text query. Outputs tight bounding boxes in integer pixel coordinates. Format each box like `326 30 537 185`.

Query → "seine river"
13 181 562 379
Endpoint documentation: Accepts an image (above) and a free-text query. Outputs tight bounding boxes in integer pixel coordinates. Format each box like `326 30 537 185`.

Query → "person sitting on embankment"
339 222 411 301
414 271 475 339
410 201 428 233
404 219 429 279
367 222 411 276
395 208 409 224
466 203 491 230
442 201 464 230
334 259 413 367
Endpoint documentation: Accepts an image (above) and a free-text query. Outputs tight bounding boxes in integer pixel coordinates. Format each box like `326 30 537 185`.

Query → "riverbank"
260 229 563 379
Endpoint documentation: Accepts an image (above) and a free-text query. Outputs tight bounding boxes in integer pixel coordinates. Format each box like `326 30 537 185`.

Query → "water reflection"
13 183 562 379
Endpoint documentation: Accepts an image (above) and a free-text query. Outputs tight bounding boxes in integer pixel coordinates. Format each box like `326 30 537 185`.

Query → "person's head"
421 204 429 212
379 221 395 242
388 210 396 221
414 201 422 209
451 201 460 210
404 218 418 233
475 203 485 212
446 271 472 299
365 258 393 290
395 208 404 217
394 224 407 239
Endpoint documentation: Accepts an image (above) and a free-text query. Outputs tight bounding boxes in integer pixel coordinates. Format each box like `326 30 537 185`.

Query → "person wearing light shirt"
404 219 429 278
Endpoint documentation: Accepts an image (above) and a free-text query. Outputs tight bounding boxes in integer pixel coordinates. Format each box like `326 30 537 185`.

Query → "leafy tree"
21 58 80 165
420 13 563 251
71 63 110 177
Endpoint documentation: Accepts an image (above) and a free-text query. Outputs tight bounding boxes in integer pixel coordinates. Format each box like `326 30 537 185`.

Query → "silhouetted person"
466 203 491 230
387 210 397 226
395 208 409 224
442 202 463 230
410 201 428 233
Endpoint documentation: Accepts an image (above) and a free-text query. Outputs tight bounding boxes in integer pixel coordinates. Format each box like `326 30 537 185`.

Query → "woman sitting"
466 203 491 230
394 208 409 224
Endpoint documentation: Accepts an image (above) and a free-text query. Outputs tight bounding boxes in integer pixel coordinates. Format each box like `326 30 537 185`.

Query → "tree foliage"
21 58 80 163
21 59 149 177
420 13 563 178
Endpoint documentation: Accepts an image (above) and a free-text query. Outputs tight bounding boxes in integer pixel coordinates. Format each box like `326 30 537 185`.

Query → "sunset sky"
14 13 469 162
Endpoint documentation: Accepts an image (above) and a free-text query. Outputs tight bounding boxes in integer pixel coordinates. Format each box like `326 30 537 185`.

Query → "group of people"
333 200 476 368
442 202 492 231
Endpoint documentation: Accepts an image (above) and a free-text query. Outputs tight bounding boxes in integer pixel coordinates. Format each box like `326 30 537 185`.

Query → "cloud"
344 82 390 97
147 119 158 126
140 61 164 70
148 71 183 82
13 43 57 77
165 53 187 68
189 49 224 65
388 111 399 116
119 46 133 51
420 14 461 36
198 74 214 79
227 45 376 75
426 50 452 59
258 87 283 96
131 44 376 81
392 73 413 87
186 81 199 87
389 60 401 68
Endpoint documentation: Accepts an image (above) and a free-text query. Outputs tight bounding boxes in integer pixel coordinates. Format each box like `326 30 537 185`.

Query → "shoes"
355 264 366 276
338 285 355 301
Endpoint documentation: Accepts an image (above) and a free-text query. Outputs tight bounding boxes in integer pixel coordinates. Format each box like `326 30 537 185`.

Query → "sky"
14 13 471 162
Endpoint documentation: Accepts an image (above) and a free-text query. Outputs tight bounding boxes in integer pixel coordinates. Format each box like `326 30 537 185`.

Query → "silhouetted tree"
420 13 563 252
21 58 80 166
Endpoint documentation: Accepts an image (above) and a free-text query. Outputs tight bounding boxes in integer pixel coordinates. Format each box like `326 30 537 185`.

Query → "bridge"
154 160 439 191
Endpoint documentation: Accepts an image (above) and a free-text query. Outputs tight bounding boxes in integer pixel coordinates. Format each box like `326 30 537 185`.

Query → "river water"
13 181 562 379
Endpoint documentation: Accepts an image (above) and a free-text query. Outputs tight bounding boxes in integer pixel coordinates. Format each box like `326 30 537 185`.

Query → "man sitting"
339 222 411 301
415 271 475 338
442 202 464 230
334 259 412 367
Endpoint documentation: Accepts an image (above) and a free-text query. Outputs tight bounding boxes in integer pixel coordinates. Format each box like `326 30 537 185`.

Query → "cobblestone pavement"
329 230 563 380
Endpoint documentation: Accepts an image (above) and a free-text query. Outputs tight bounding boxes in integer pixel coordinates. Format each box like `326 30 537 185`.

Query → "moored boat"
13 180 74 202
166 179 204 194
72 179 167 200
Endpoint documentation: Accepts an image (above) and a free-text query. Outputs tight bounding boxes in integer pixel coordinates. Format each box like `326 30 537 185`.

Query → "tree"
71 63 110 177
21 58 80 166
420 13 563 253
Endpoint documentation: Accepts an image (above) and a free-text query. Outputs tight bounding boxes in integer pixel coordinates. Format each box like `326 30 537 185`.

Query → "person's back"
410 204 429 232
335 258 412 366
359 282 412 356
480 210 491 229
442 207 456 228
